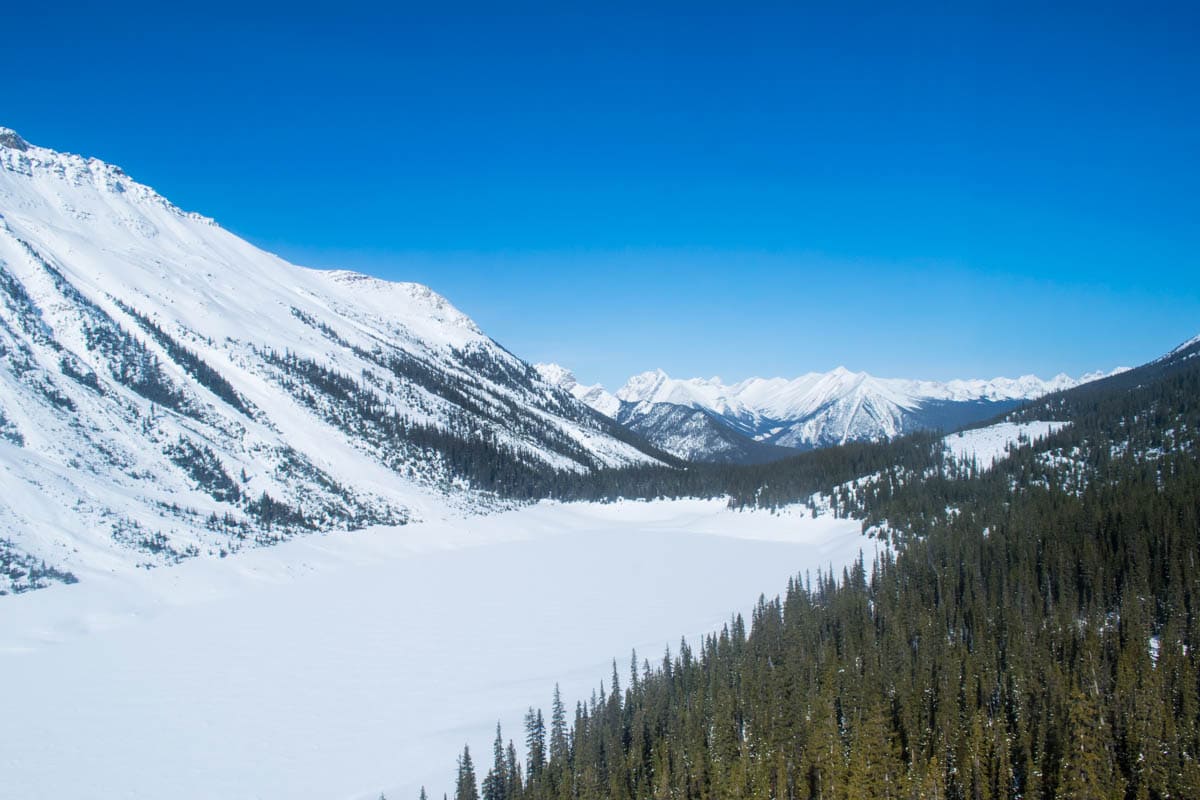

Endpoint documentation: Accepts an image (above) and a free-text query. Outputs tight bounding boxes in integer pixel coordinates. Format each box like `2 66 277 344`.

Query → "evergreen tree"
525 707 546 780
549 685 569 762
455 745 479 800
482 723 508 800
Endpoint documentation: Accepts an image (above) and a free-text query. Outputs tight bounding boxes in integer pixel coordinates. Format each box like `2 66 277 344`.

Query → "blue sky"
6 2 1198 387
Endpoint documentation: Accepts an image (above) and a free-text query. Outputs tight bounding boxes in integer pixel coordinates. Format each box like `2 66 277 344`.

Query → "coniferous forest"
426 343 1200 800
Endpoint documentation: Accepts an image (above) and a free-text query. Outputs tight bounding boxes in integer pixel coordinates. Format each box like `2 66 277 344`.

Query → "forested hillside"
429 338 1200 800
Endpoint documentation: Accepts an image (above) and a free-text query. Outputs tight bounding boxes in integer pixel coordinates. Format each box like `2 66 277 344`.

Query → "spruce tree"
455 745 479 800
525 707 546 779
549 685 568 761
482 723 508 800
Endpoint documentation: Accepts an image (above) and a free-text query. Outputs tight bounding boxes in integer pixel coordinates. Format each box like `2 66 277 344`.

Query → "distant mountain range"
536 363 1125 462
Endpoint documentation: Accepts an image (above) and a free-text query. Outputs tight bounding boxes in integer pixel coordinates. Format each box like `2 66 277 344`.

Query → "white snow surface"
0 130 659 581
943 420 1070 469
0 498 870 800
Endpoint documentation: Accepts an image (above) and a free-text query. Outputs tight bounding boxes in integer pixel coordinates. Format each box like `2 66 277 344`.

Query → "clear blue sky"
6 2 1198 388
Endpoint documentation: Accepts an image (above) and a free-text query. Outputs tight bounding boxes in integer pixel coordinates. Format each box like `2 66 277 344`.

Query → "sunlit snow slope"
943 420 1071 469
0 128 661 591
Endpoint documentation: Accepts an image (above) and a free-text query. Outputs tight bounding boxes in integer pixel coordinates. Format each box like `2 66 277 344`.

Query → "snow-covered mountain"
0 128 664 593
536 364 793 463
540 362 1121 461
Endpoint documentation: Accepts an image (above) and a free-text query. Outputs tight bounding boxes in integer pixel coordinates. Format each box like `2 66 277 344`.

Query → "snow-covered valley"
0 499 868 800
1 123 1185 800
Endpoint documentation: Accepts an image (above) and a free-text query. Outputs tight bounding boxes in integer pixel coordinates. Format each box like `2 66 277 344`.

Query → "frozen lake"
0 499 869 799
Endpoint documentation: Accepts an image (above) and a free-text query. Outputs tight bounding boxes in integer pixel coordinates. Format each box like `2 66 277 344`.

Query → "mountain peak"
537 364 622 418
1170 332 1200 355
0 127 30 152
535 362 578 389
619 369 669 395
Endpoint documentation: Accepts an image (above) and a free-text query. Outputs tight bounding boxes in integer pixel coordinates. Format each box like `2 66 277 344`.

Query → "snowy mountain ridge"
0 128 662 593
537 362 1124 458
534 362 622 418
615 366 1107 419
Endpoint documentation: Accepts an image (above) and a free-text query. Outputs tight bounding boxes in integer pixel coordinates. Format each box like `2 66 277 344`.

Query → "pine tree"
526 707 546 780
505 740 524 800
550 685 569 761
455 745 479 800
482 723 508 800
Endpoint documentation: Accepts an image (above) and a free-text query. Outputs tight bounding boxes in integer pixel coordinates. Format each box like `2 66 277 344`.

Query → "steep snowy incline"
0 128 662 592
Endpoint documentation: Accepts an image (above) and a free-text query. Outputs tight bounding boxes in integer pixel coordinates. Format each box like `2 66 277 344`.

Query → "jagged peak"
0 126 216 226
535 362 578 389
824 366 872 386
595 363 1115 436
618 368 670 395
0 127 29 151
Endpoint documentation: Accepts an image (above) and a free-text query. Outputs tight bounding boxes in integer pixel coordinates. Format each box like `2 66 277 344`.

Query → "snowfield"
0 499 869 800
944 420 1070 469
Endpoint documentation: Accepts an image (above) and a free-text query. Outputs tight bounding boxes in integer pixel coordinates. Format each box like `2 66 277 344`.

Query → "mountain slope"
611 400 797 464
0 128 663 593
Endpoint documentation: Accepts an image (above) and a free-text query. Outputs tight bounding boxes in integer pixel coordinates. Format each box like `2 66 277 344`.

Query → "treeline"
546 430 949 514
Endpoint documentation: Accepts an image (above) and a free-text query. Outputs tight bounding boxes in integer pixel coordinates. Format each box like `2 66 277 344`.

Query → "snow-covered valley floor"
0 499 868 800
